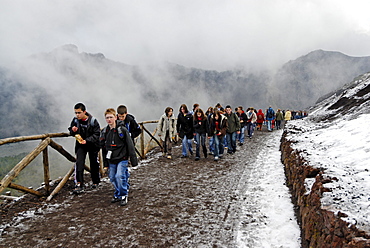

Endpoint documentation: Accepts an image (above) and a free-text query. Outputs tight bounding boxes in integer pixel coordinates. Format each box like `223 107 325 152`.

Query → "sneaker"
91 183 99 189
111 197 120 203
180 155 188 158
239 142 243 146
195 157 200 161
120 195 128 206
214 156 219 161
167 155 172 159
72 185 84 194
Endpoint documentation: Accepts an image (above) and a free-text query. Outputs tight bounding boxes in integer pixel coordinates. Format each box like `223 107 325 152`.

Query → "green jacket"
225 112 241 133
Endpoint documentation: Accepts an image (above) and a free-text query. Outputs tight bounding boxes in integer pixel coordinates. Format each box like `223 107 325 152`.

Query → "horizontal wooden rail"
0 133 70 146
0 120 165 201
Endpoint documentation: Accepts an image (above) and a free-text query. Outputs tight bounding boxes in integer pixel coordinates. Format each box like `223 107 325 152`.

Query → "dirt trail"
0 130 293 247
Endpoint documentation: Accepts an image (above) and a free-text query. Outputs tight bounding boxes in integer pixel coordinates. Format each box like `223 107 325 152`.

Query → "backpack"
257 114 263 120
267 109 274 118
100 123 127 142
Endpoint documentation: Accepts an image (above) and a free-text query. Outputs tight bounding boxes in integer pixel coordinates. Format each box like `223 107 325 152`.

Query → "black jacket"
193 117 209 135
100 123 138 166
119 114 141 140
68 112 100 150
176 112 194 139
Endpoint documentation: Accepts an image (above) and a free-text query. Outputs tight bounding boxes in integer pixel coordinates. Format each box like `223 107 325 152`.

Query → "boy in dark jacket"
100 108 138 206
68 102 101 194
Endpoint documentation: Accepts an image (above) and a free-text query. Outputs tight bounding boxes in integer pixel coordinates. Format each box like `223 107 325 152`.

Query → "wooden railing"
0 120 163 201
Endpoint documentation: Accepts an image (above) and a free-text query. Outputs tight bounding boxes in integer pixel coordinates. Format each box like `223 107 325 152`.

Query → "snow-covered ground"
283 72 370 234
285 113 370 233
235 129 301 248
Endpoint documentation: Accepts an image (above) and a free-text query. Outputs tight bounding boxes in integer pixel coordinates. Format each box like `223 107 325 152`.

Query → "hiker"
100 108 138 206
266 106 275 132
284 109 292 121
246 107 257 138
256 109 264 131
176 104 194 158
208 109 228 161
236 106 248 145
116 105 141 144
193 108 209 161
206 106 215 155
275 109 284 130
68 102 101 194
224 105 241 154
157 107 177 159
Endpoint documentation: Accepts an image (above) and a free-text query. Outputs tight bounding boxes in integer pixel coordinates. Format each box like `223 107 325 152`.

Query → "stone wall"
280 131 370 248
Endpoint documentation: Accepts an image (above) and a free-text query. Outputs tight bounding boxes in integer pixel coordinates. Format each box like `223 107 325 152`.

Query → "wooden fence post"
43 145 50 194
140 123 145 159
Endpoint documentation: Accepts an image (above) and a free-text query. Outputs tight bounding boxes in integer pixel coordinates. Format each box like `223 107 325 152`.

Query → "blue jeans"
267 120 273 131
247 122 255 137
109 160 130 198
213 135 224 157
226 132 237 153
209 137 214 153
238 126 245 143
181 135 193 156
195 133 207 158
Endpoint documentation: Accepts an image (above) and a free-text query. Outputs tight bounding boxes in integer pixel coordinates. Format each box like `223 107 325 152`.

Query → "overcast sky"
1 0 370 71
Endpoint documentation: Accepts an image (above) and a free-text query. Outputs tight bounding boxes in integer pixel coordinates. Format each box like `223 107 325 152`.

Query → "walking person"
275 109 284 130
246 107 257 138
206 107 215 155
193 108 209 161
236 106 248 145
157 107 177 159
224 105 240 154
208 110 228 161
176 104 194 158
256 109 265 131
100 108 138 206
68 102 101 194
266 106 275 132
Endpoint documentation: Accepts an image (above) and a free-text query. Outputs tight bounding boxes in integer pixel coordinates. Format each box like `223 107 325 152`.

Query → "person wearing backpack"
68 102 101 194
224 105 241 154
100 108 138 206
266 106 275 132
157 107 177 159
117 105 141 144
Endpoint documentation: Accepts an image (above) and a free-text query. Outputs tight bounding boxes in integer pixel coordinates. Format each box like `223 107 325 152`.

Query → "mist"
1 1 370 71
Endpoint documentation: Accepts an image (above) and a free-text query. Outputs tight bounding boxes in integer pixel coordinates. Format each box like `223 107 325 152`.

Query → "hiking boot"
111 197 120 203
180 155 188 158
120 196 128 206
195 157 200 161
214 156 219 161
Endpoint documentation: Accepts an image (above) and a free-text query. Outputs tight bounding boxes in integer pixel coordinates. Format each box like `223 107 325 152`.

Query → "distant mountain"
1 45 370 139
271 50 370 109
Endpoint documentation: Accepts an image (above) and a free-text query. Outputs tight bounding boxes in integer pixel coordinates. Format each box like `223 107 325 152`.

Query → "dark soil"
1 129 276 248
